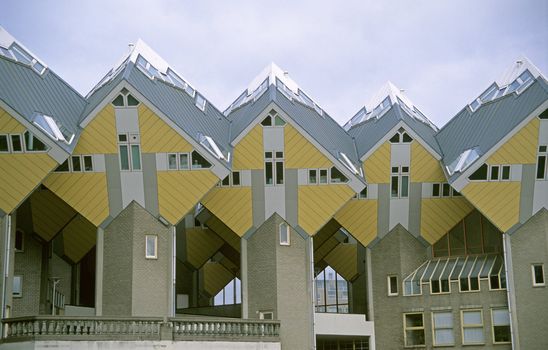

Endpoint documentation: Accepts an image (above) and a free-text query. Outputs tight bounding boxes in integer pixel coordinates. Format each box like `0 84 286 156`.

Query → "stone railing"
1 316 280 342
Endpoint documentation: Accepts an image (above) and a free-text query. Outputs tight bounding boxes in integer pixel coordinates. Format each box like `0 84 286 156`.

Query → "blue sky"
1 0 546 127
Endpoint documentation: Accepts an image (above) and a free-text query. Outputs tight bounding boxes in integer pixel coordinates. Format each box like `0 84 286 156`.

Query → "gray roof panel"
0 56 86 153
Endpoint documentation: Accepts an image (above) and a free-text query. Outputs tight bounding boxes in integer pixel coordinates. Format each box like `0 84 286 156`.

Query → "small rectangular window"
279 222 290 246
265 162 273 185
442 183 451 197
491 309 511 344
118 134 128 142
432 183 440 197
145 235 157 259
259 311 274 320
179 153 189 170
433 311 454 346
490 165 500 180
401 175 409 197
501 165 511 180
308 169 317 184
83 156 93 171
319 169 328 184
391 176 399 198
232 171 241 186
462 310 485 344
13 276 22 297
0 134 9 152
387 275 398 296
532 264 545 286
276 161 284 184
168 154 178 170
14 230 24 252
537 155 546 180
71 156 82 172
11 134 22 152
404 313 425 347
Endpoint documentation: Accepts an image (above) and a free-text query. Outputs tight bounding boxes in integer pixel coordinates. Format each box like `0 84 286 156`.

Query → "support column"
0 214 10 337
95 227 104 316
168 225 175 317
240 238 248 318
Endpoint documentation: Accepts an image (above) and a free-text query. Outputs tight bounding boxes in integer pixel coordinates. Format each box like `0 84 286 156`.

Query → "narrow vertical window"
532 264 545 286
462 310 484 345
501 165 511 180
490 165 500 180
387 275 398 296
401 166 409 198
491 309 511 344
71 156 82 172
442 183 451 197
14 230 24 252
13 276 22 297
11 134 22 152
319 169 328 184
179 153 189 170
308 169 317 184
145 235 157 259
433 311 454 346
167 154 178 170
537 145 547 180
83 156 93 171
265 161 273 185
279 222 290 245
131 145 141 170
276 160 284 184
0 134 9 152
232 171 241 186
432 183 440 197
119 145 130 170
391 167 399 198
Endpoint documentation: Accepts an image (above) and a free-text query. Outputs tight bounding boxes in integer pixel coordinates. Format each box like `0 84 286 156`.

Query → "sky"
1 0 546 127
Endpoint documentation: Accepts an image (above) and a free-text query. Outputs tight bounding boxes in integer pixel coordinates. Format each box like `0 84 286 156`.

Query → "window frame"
10 134 23 153
403 312 425 347
537 145 548 180
12 275 22 298
264 151 284 186
279 222 290 246
531 263 545 287
391 166 409 198
387 275 399 296
431 311 455 346
0 134 10 153
118 133 142 171
145 235 158 259
259 311 274 320
490 308 511 344
461 309 485 345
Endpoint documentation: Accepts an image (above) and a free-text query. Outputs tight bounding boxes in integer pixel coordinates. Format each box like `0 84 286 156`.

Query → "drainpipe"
502 234 518 350
1 215 12 338
309 236 316 350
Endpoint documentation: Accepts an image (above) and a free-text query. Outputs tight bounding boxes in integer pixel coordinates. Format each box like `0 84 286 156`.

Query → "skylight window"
33 114 74 145
0 43 47 74
447 147 480 176
198 133 226 160
195 94 206 111
339 152 359 175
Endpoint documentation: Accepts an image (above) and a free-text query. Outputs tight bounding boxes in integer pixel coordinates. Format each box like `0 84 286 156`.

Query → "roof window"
33 113 74 145
0 43 46 74
446 147 480 176
198 133 226 161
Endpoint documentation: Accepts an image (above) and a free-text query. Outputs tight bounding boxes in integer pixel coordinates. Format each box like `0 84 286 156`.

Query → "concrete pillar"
95 227 104 316
167 225 175 317
240 238 248 318
0 214 9 337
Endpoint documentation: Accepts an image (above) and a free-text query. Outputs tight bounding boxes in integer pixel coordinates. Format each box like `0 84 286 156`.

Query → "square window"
387 275 398 296
532 264 545 286
265 151 272 159
275 151 284 158
279 222 290 246
145 235 157 259
13 276 22 297
118 134 128 142
401 166 409 173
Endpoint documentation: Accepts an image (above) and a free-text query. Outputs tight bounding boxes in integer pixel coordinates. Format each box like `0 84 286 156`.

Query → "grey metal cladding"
125 65 231 152
0 56 86 152
349 103 441 159
436 77 548 168
80 65 127 121
228 85 360 164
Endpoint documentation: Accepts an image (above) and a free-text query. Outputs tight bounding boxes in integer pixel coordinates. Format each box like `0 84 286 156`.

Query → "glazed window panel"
433 311 454 346
462 310 485 344
315 266 349 314
491 308 511 344
404 313 425 346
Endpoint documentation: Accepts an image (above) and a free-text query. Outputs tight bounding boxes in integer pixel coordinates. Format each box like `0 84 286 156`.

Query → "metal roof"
436 77 548 179
228 85 361 166
0 55 86 153
349 103 441 159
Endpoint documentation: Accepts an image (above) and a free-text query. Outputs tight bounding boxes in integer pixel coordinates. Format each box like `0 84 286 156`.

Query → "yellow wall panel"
315 238 339 264
62 215 96 263
157 170 218 225
298 185 355 235
233 124 264 170
324 244 358 282
487 117 539 165
43 173 109 227
364 141 390 184
186 228 224 269
0 154 57 214
138 104 193 153
462 182 521 232
410 142 446 182
202 262 233 297
30 190 77 242
202 187 252 237
74 105 117 154
205 215 241 252
285 124 332 169
420 198 474 244
0 107 25 133
335 200 378 247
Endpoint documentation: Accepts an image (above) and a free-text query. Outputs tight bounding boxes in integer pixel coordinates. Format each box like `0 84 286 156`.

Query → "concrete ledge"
314 313 375 337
